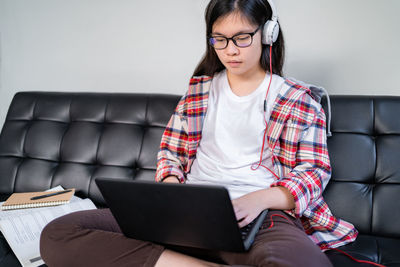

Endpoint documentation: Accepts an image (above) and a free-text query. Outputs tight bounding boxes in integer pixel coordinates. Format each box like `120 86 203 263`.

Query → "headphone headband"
266 0 278 22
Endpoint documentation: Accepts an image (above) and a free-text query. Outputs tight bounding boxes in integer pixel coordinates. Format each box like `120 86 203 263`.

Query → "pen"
30 189 73 200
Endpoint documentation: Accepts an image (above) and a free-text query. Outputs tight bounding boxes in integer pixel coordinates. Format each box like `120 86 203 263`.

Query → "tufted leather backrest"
322 96 400 238
0 92 180 205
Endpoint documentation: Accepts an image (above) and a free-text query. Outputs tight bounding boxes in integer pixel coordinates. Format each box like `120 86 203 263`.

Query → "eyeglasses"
209 26 261 50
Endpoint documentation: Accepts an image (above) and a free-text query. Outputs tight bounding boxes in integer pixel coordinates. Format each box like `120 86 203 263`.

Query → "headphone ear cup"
262 20 280 45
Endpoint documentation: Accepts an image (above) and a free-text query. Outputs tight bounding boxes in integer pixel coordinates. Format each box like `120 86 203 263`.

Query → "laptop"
95 178 268 252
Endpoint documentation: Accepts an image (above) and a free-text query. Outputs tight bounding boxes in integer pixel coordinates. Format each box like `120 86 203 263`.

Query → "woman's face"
212 12 264 78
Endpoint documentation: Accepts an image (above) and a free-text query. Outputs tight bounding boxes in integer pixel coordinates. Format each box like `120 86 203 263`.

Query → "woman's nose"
225 40 239 55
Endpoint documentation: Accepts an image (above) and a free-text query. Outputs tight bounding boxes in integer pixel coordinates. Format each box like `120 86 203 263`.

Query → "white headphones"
262 0 280 45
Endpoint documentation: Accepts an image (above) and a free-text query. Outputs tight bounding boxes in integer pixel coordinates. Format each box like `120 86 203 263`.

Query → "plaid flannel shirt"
156 76 358 250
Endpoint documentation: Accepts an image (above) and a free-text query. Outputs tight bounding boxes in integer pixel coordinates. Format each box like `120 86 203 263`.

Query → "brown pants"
40 209 332 267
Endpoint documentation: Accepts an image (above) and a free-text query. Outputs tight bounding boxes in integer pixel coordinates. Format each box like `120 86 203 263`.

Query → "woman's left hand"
232 190 267 228
232 186 295 228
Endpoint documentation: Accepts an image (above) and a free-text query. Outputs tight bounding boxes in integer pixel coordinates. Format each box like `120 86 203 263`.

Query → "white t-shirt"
186 70 286 199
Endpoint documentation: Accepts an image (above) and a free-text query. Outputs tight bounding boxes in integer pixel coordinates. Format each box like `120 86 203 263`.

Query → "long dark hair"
193 0 285 77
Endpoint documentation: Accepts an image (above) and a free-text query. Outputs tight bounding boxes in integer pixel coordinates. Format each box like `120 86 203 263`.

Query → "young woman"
40 0 357 266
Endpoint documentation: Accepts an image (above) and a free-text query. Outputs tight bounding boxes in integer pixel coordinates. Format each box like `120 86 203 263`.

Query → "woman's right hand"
162 176 181 183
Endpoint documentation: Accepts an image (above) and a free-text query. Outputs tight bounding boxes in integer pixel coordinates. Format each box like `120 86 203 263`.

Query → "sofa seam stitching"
135 96 149 175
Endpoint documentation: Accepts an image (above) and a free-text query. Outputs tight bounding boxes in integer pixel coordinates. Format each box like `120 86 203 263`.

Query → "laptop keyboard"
240 220 257 240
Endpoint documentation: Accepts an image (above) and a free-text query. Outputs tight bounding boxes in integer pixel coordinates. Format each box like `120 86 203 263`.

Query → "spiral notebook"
1 189 75 211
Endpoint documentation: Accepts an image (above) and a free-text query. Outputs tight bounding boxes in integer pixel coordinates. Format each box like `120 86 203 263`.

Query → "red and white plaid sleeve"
271 95 331 217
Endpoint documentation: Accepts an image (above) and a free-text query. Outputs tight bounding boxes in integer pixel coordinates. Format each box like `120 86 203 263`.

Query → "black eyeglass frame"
208 25 262 50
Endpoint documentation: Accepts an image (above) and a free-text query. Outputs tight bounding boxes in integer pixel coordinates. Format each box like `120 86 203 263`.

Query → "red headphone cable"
251 45 279 180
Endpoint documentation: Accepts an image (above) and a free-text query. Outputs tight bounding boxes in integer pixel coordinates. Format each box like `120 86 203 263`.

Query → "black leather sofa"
0 92 399 266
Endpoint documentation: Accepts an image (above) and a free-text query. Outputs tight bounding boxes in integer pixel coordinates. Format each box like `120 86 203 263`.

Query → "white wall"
1 0 400 127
